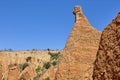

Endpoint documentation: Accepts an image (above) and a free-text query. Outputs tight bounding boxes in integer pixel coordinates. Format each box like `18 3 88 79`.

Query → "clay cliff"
93 12 120 80
55 5 101 80
0 50 61 80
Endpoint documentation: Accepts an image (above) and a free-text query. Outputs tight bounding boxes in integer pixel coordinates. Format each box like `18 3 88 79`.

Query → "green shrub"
8 49 13 51
52 61 58 66
26 56 32 62
35 65 41 73
23 63 29 70
45 77 50 80
43 62 51 69
47 48 50 51
19 63 29 71
48 52 61 60
33 74 41 80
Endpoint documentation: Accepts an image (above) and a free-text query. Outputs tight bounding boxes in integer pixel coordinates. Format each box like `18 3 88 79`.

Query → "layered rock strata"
55 5 101 80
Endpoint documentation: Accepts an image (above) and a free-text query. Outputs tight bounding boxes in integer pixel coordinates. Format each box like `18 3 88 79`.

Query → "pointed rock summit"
93 12 120 80
55 5 101 80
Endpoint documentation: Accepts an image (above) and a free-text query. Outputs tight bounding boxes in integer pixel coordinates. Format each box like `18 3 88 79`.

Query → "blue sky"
0 0 120 50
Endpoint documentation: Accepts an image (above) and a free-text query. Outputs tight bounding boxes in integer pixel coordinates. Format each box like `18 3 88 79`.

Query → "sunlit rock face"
55 5 101 80
93 12 120 80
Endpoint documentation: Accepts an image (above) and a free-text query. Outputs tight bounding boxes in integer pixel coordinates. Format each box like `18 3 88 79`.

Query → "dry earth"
0 50 61 80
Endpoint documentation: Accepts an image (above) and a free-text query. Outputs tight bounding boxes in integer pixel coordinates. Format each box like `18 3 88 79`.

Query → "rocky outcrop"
93 12 120 80
55 5 101 80
19 63 36 80
7 65 19 80
39 66 57 80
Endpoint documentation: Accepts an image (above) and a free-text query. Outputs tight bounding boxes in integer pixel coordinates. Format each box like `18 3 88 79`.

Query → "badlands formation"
0 5 119 80
0 50 61 80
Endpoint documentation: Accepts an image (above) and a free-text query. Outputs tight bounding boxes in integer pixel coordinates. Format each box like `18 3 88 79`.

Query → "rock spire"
55 5 101 80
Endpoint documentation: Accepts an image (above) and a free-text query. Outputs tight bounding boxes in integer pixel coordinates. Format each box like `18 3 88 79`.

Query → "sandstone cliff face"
55 5 101 80
93 12 120 80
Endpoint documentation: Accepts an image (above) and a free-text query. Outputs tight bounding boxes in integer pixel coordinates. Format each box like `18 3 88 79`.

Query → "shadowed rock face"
55 5 101 80
93 12 120 80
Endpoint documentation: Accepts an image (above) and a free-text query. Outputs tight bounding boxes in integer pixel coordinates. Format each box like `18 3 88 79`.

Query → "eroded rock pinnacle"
55 5 101 80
